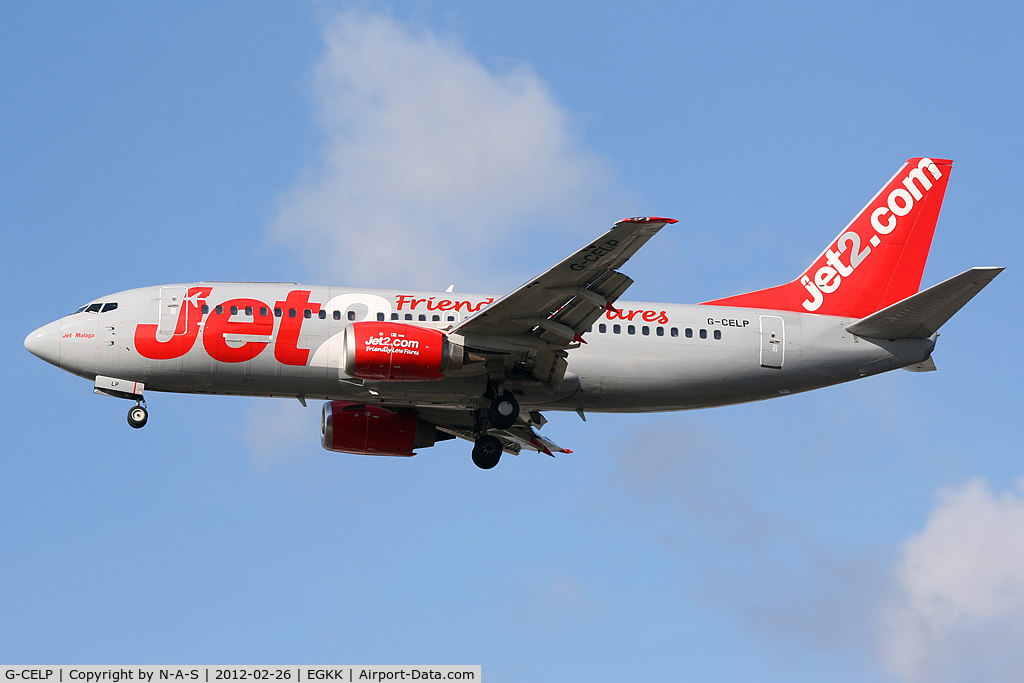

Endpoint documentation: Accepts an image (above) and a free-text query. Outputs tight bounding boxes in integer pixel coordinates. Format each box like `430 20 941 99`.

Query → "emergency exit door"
759 315 785 369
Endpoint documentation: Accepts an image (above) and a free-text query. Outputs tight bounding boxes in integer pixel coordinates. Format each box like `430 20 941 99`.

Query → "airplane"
25 157 1003 469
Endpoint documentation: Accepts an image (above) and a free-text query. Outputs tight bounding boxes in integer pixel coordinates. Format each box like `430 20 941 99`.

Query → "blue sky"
2 2 1023 681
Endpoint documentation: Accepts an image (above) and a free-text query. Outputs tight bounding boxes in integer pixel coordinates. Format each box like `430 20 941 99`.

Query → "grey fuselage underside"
47 283 935 414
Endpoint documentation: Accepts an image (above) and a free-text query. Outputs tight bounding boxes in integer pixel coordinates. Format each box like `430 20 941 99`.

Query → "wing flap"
528 349 569 387
845 267 1003 339
427 409 571 456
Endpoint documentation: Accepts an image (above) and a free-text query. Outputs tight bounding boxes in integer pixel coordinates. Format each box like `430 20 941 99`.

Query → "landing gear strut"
127 400 148 429
487 391 519 429
472 434 503 469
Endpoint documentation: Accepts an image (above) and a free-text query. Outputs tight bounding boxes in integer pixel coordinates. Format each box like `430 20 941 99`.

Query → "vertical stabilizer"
704 158 953 318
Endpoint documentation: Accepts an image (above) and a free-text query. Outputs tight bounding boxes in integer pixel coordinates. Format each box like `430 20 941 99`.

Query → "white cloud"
879 478 1024 683
270 10 620 291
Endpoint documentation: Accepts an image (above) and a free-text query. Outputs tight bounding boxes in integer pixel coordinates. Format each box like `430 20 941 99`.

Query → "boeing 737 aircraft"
25 158 1002 468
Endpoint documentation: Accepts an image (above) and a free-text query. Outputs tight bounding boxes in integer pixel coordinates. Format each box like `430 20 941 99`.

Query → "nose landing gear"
127 400 148 429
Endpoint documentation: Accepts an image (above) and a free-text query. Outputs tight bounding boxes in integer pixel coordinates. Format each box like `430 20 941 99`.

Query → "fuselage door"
158 286 188 336
759 315 785 368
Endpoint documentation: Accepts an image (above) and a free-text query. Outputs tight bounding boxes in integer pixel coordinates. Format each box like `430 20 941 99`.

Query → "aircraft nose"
25 320 61 367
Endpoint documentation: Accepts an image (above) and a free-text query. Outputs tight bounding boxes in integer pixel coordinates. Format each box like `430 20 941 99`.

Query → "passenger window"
333 310 341 320
289 309 296 318
685 328 693 338
304 309 312 319
101 302 118 313
230 306 238 315
215 305 223 315
86 303 102 313
700 329 707 339
260 307 268 317
405 314 412 320
671 327 679 337
347 311 356 321
244 306 253 316
642 326 649 336
432 315 440 322
627 325 635 335
202 305 209 315
391 313 399 320
377 312 386 321
613 324 621 334
318 310 326 319
447 315 455 322
419 314 426 321
274 308 282 317
714 330 722 340
657 327 664 336
599 324 607 333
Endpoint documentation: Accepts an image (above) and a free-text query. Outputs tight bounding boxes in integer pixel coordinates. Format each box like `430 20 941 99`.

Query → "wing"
417 407 572 457
449 217 676 386
409 217 675 450
452 216 676 345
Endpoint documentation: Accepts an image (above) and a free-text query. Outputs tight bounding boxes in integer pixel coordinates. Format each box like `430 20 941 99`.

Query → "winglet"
619 216 678 224
530 437 555 457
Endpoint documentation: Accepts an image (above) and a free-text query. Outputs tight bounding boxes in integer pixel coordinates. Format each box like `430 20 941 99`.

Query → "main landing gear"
487 391 519 429
127 400 148 429
473 388 518 468
472 434 503 469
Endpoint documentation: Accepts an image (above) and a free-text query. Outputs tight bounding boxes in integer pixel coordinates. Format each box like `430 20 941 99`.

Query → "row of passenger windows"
589 323 722 340
199 305 458 323
70 301 721 341
72 302 118 314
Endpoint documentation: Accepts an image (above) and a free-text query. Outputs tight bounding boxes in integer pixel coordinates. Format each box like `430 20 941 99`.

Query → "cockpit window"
86 303 102 313
101 302 118 313
73 306 88 314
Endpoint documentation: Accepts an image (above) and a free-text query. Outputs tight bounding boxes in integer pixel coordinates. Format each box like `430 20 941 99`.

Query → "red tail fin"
703 158 953 319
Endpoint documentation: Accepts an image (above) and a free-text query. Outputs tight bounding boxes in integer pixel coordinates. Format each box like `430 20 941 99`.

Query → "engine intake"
342 322 462 381
320 400 442 456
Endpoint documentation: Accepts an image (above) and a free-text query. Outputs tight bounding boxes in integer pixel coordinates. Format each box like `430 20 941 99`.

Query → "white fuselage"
30 283 935 415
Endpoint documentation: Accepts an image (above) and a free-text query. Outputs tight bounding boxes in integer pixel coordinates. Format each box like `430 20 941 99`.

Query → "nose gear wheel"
127 399 148 429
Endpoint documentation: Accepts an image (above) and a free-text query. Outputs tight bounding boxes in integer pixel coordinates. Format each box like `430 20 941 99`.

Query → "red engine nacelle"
320 400 441 456
342 322 462 381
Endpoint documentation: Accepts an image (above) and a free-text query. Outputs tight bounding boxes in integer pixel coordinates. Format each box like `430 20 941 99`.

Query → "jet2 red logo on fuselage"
135 288 321 364
134 289 670 363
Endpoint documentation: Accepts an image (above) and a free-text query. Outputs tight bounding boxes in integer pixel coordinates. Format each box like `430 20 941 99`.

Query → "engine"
320 400 445 456
342 322 463 381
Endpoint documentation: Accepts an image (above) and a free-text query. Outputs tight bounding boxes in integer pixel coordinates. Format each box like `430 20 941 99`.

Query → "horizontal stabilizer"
846 267 1004 339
